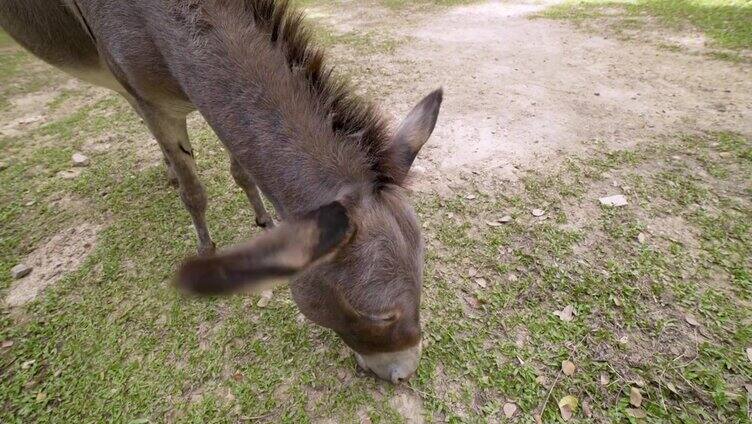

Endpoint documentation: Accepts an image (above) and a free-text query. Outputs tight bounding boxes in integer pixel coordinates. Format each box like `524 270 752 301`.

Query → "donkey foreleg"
137 103 215 256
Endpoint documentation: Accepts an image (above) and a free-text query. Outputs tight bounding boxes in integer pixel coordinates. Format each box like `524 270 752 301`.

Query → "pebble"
499 215 513 223
599 194 628 207
11 263 32 279
531 208 545 217
72 153 90 167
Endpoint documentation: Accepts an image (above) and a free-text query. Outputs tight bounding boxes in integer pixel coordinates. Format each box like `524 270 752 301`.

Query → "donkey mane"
178 0 397 188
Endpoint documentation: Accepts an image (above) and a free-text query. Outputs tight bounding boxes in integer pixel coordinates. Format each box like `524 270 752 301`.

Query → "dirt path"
316 0 752 191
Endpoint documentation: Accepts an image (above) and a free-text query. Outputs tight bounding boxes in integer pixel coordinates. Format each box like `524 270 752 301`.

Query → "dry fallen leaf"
486 220 503 227
474 278 488 288
257 290 273 308
626 408 647 419
466 194 477 200
629 387 643 407
666 382 678 394
600 373 610 386
553 305 576 322
562 360 576 376
582 399 593 418
1 340 13 348
499 215 513 223
503 402 518 418
685 315 700 327
558 395 578 421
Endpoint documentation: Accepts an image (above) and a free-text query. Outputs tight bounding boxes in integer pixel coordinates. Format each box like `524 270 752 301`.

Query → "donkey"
0 0 442 383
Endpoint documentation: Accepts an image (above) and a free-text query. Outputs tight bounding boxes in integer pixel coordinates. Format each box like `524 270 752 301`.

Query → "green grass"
541 0 752 50
2 9 752 423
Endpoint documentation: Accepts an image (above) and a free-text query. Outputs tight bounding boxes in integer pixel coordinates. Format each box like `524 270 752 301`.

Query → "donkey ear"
175 201 352 296
387 88 443 183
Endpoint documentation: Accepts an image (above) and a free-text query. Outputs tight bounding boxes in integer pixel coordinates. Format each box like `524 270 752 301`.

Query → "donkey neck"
162 5 384 218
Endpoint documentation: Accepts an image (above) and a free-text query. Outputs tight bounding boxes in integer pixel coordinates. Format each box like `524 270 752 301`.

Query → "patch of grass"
540 0 752 50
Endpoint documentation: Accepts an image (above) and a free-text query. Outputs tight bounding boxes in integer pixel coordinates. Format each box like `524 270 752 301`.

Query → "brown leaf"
553 305 575 322
629 387 643 407
600 372 610 386
257 290 273 308
232 371 244 382
503 402 517 418
666 382 678 394
558 395 578 421
626 408 647 419
582 399 593 418
561 360 576 376
685 315 700 327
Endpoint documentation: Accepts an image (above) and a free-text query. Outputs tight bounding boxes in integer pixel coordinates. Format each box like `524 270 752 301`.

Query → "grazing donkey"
0 0 442 383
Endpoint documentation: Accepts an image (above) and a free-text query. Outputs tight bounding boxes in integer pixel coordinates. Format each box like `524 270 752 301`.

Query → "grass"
540 0 752 52
2 4 752 423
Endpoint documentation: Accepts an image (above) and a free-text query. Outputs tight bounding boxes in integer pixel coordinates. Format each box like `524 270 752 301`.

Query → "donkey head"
176 89 442 383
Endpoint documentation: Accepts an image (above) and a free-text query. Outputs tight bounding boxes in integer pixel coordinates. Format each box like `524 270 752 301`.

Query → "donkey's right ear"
175 201 352 296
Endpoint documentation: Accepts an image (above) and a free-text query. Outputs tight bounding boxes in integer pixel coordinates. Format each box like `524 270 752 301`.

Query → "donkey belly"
0 0 125 93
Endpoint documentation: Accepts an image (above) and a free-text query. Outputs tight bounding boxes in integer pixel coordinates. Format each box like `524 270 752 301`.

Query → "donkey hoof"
197 242 216 257
255 216 275 229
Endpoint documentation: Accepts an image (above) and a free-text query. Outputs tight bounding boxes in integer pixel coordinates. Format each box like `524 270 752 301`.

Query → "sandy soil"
316 0 752 192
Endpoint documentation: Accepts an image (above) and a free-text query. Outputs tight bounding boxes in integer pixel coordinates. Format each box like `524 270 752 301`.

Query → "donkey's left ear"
387 88 443 184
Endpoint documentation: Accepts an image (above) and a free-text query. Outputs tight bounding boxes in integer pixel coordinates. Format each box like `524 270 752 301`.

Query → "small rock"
1 340 13 348
531 208 545 217
72 153 90 167
637 232 647 244
503 402 518 418
508 273 518 282
599 194 628 207
412 165 426 175
499 215 513 223
465 194 477 200
257 290 273 308
474 278 487 288
468 267 478 277
11 263 32 279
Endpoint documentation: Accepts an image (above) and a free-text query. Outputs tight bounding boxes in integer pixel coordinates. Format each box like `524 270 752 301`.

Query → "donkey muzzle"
354 342 422 384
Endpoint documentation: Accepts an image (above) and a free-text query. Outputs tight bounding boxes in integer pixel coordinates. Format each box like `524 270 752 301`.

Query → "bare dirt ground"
313 0 752 191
